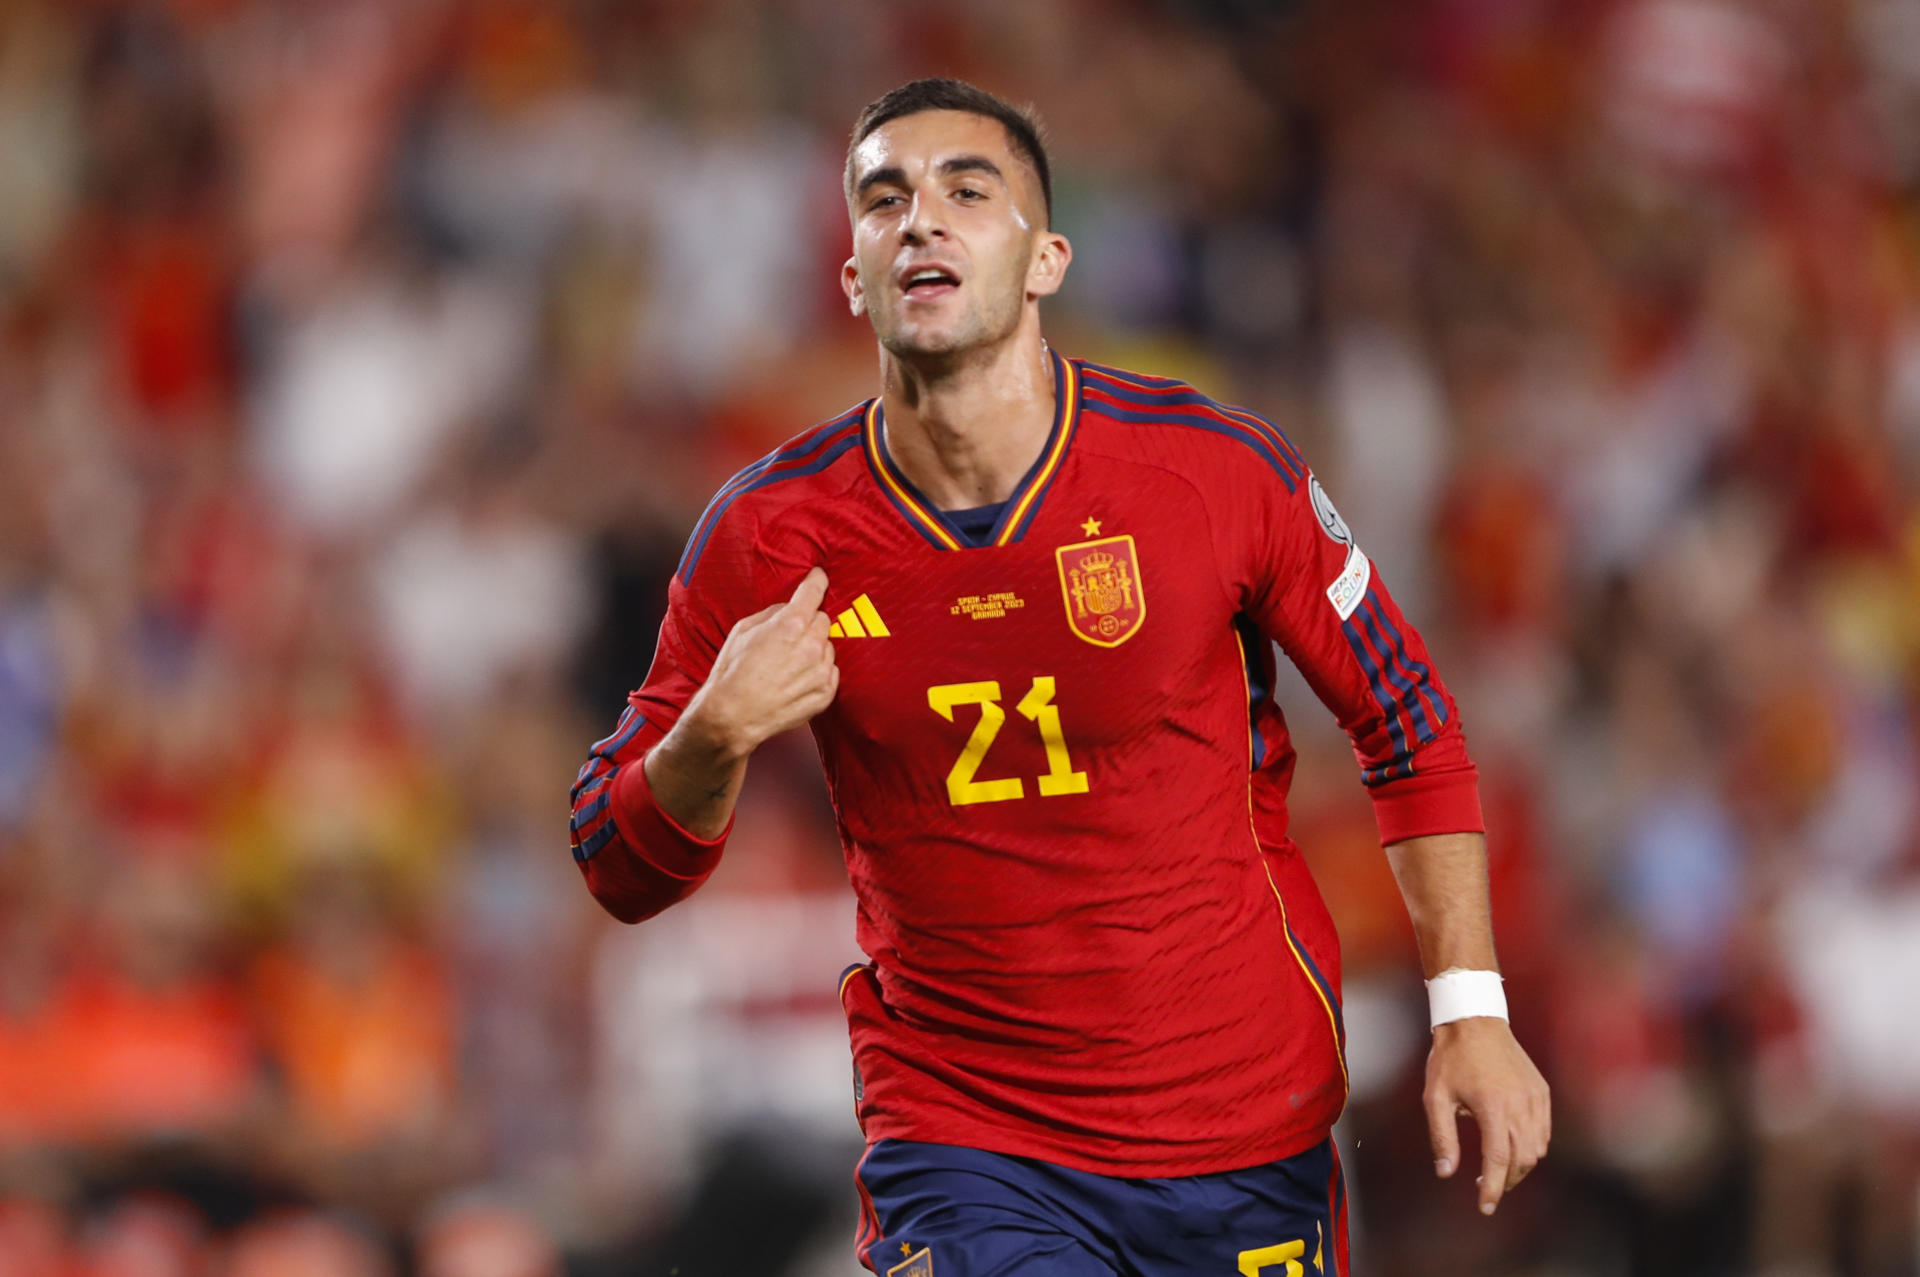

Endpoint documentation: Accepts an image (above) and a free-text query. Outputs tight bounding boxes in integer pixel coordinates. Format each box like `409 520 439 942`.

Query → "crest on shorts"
1056 534 1145 647
888 1244 933 1277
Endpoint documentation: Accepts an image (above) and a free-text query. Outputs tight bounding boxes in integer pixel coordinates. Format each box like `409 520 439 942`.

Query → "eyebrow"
854 155 1008 199
936 155 1005 183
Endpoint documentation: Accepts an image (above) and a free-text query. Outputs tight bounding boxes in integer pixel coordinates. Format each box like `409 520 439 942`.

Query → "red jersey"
570 351 1481 1177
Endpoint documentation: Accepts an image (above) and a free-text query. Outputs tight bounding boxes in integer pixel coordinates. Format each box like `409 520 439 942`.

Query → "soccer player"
569 78 1549 1276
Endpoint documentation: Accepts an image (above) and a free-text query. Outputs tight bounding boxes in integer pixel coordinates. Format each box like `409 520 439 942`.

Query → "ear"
1025 231 1072 301
841 255 867 317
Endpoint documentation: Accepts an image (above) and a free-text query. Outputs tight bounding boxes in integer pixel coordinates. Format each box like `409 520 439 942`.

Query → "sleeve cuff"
1368 766 1484 846
610 758 730 879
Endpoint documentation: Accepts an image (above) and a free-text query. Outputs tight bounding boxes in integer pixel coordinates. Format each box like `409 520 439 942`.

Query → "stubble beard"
870 251 1030 366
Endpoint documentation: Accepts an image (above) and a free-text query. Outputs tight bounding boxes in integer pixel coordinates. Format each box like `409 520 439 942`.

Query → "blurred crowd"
0 0 1916 1274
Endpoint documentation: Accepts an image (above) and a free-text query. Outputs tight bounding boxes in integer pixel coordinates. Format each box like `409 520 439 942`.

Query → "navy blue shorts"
852 1137 1350 1277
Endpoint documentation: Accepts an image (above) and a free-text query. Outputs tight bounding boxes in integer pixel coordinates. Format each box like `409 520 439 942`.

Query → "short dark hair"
846 78 1053 225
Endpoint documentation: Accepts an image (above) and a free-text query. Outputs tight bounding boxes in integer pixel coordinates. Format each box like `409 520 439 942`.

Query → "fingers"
699 571 842 751
787 574 836 678
782 566 829 618
733 601 784 635
791 601 837 709
1500 1075 1551 1201
813 625 838 684
1477 1114 1511 1215
1514 1084 1550 1192
1472 1097 1550 1213
1424 1085 1461 1181
1496 1104 1548 1209
807 655 842 717
1427 1021 1554 1219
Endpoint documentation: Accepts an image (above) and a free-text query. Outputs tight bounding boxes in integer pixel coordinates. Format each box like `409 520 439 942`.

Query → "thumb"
782 566 829 617
1426 1085 1462 1179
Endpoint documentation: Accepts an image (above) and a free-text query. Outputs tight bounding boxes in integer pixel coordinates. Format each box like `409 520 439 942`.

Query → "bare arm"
1385 831 1551 1216
1384 830 1499 973
644 567 839 839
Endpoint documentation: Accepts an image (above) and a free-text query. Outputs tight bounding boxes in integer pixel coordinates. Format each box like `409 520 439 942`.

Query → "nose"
900 190 947 245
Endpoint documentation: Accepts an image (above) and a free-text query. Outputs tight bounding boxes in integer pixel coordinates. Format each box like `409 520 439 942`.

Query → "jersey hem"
854 1111 1334 1180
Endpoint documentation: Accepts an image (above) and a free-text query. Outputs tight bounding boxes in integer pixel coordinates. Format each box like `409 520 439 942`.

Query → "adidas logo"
828 594 890 638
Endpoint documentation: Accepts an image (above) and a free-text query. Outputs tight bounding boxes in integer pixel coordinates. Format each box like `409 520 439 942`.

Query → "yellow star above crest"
1081 516 1103 536
901 1242 913 1258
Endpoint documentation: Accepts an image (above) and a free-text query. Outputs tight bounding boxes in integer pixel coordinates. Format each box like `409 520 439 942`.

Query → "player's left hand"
1422 1016 1550 1216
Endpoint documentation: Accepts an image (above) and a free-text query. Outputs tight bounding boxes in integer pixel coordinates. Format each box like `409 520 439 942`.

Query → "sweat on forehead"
845 78 1053 225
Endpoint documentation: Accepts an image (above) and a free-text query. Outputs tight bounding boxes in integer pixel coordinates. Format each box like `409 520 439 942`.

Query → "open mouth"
901 267 960 298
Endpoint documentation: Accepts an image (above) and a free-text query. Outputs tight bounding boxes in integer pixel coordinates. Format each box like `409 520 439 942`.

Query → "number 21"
926 676 1089 806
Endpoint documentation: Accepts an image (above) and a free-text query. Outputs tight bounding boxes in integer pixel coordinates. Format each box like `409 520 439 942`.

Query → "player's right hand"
682 567 840 757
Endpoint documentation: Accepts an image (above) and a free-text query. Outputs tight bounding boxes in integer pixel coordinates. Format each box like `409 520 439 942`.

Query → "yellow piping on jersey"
861 355 1079 551
864 401 965 550
1234 630 1351 1102
993 357 1078 546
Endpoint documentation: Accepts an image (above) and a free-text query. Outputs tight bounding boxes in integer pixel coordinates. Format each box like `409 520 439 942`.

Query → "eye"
868 194 902 211
955 187 984 200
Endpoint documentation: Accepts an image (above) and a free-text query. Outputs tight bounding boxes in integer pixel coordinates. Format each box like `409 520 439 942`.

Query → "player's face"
843 110 1068 359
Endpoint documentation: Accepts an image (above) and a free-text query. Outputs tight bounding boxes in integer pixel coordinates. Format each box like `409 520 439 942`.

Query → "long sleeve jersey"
569 351 1481 1176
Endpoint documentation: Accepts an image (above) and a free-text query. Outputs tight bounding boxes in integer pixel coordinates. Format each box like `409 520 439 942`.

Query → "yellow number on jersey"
927 676 1089 807
1014 676 1089 796
927 681 1025 805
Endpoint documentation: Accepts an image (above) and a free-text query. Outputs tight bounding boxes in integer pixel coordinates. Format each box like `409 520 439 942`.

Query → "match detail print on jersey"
1056 533 1145 647
951 591 1025 621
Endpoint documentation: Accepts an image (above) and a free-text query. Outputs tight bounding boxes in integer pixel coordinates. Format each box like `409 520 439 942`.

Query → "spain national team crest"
1056 534 1145 647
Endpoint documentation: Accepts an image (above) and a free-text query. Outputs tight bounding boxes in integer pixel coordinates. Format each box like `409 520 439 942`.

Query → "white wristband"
1426 968 1508 1029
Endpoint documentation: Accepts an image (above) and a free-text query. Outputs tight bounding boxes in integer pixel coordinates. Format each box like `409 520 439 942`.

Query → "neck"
877 328 1056 510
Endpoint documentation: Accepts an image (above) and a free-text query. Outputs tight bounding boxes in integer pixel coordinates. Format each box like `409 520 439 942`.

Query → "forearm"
642 704 753 841
1383 830 1498 977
